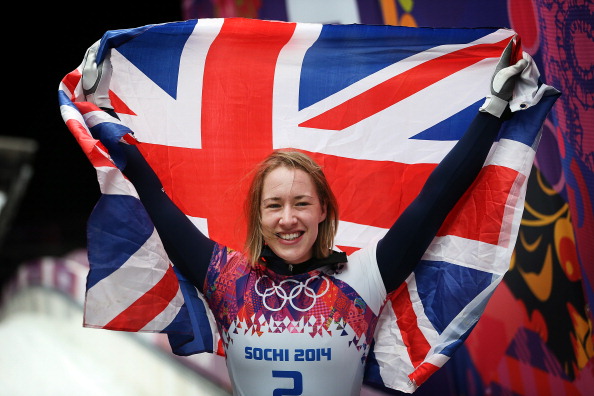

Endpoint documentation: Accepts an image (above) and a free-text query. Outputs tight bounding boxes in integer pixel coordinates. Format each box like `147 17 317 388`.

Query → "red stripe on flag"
105 264 179 331
65 119 115 168
437 165 519 244
61 70 81 98
336 246 360 255
391 284 431 366
408 361 441 388
110 90 137 115
299 38 511 131
307 151 435 229
121 133 138 145
75 101 102 115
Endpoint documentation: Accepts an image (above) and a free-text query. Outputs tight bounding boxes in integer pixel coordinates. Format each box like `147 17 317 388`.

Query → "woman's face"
260 166 327 265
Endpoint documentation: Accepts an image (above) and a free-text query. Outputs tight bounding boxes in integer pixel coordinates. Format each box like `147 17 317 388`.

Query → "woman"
88 42 527 395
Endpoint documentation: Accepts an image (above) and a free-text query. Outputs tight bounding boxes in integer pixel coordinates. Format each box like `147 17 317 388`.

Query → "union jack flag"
58 18 558 392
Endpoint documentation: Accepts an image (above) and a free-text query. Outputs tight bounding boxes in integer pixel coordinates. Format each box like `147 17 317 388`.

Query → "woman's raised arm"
376 43 528 293
120 143 215 288
81 41 215 290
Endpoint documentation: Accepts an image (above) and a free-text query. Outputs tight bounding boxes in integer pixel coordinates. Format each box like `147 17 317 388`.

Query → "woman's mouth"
276 232 304 241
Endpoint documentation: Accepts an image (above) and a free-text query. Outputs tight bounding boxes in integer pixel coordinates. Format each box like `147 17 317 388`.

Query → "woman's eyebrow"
294 194 314 200
262 194 314 202
262 197 281 203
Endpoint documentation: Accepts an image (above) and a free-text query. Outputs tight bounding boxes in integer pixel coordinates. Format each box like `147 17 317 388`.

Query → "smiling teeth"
278 232 301 240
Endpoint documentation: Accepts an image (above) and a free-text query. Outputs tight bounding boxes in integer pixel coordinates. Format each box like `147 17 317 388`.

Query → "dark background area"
0 2 184 288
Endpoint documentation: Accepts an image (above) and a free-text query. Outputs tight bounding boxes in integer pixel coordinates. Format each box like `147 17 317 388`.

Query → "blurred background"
1 0 592 395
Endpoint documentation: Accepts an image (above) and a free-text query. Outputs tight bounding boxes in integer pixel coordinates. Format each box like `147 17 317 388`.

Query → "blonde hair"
244 150 339 265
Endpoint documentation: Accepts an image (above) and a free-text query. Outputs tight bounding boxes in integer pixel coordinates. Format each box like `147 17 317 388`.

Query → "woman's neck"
260 246 347 275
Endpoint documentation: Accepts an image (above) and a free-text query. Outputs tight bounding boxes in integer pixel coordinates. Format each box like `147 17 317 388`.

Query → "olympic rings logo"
254 275 330 312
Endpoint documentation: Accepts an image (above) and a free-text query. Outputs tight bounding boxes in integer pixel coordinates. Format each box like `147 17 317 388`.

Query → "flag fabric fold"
58 18 558 392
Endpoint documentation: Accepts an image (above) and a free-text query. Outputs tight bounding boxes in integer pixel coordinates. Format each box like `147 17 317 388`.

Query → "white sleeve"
336 241 387 316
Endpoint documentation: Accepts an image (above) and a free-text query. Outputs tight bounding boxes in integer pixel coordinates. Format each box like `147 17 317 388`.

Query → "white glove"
480 40 529 118
82 40 113 110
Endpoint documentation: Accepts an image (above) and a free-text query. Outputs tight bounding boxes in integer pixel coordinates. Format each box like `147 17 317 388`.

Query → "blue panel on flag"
58 90 78 109
97 25 153 62
88 121 132 170
113 20 198 99
362 344 384 386
415 260 493 334
87 194 155 289
165 267 214 355
411 100 482 141
299 25 498 110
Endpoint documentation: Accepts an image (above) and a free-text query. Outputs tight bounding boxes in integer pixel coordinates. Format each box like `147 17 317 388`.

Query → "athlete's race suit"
120 111 505 395
205 244 386 395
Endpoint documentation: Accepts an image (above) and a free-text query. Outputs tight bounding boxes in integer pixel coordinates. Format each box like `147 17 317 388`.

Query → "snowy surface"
0 287 230 396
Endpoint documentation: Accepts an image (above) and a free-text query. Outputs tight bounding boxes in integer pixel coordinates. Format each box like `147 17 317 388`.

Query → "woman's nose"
279 206 297 225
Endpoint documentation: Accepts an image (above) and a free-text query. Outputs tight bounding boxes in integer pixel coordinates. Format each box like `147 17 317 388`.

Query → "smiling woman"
72 28 535 395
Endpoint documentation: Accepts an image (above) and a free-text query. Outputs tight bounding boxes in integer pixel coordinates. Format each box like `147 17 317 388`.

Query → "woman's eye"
296 202 310 207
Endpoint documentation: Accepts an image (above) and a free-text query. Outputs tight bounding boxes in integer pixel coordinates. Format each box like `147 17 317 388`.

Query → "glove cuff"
479 95 508 118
